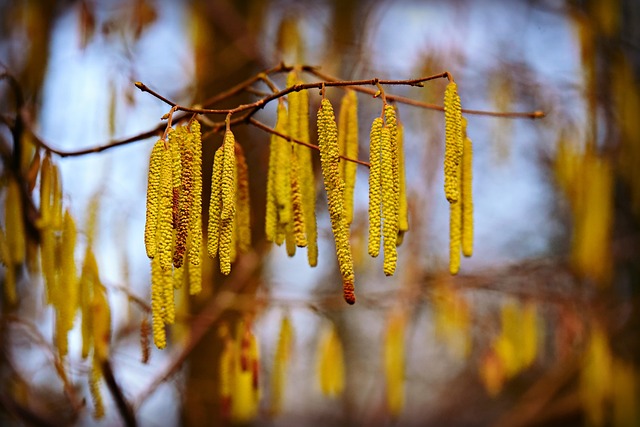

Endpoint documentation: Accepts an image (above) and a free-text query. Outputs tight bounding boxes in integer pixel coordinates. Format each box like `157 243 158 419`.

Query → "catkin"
92 284 111 361
272 315 293 415
368 118 383 257
39 153 53 227
89 359 105 419
274 103 292 228
295 85 318 267
382 106 400 276
57 209 78 356
397 120 409 245
151 256 166 349
0 229 16 304
188 120 203 266
290 152 307 247
221 130 237 221
384 310 406 417
317 98 356 304
145 139 164 259
161 263 175 324
341 90 359 225
140 317 151 364
208 147 224 258
173 126 192 268
265 128 279 243
316 323 345 396
158 143 174 272
235 143 252 254
449 198 462 275
444 81 463 203
188 244 203 295
461 124 474 257
80 248 99 358
169 128 183 229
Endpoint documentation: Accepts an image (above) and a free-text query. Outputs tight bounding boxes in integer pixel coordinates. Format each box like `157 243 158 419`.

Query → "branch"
101 360 137 427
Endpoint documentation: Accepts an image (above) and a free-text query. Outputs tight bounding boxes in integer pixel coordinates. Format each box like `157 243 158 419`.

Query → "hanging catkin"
449 197 462 275
461 119 474 258
340 90 359 225
150 256 166 349
397 119 409 246
368 117 383 258
316 322 345 397
173 126 191 268
208 147 224 259
57 209 78 357
170 129 183 230
444 81 463 203
6 178 26 265
290 151 307 247
158 142 174 272
383 105 399 276
188 120 203 267
218 130 237 275
295 81 318 267
317 98 356 304
145 139 164 259
234 143 252 254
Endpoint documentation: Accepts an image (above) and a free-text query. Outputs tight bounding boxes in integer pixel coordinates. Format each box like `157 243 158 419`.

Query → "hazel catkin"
444 81 463 204
145 139 164 259
368 117 384 258
188 120 203 267
461 120 474 258
208 147 224 259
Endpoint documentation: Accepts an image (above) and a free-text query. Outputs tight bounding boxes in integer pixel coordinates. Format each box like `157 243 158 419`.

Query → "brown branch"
304 67 546 119
101 359 137 427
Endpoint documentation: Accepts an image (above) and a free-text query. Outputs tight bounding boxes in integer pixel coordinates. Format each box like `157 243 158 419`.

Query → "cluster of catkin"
144 121 203 349
367 104 409 276
208 127 252 275
265 71 318 266
444 81 473 274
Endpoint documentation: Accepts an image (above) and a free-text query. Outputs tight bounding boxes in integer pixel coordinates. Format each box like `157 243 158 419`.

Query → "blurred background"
1 0 639 426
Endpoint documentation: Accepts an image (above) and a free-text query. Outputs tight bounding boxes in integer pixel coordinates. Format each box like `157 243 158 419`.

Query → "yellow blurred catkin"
339 90 359 225
92 284 111 362
316 322 345 397
580 324 612 427
89 358 104 419
397 119 408 245
56 209 78 357
444 81 463 203
140 317 151 364
317 98 356 304
461 119 474 257
6 178 26 265
271 315 293 415
235 143 252 254
80 248 99 358
173 126 192 268
449 198 462 275
368 117 384 257
384 309 406 417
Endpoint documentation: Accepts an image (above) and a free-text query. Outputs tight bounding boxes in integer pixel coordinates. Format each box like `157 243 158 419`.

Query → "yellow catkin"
274 103 292 229
50 162 63 230
271 315 293 415
284 222 296 257
265 125 279 243
317 98 356 304
39 153 53 227
397 120 409 245
6 178 26 265
173 126 192 268
140 317 151 364
161 262 175 325
219 216 235 275
158 143 174 272
461 119 473 257
449 199 462 275
384 310 406 417
381 115 399 276
150 256 166 349
92 284 111 361
295 86 318 267
169 128 183 230
219 332 234 419
80 248 98 359
221 130 237 221
208 147 224 259
316 323 345 397
290 152 307 247
368 117 384 257
188 241 203 296
287 71 301 142
343 91 359 226
188 120 203 266
89 358 104 419
234 143 251 254
57 209 78 357
145 139 164 259
444 81 463 203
